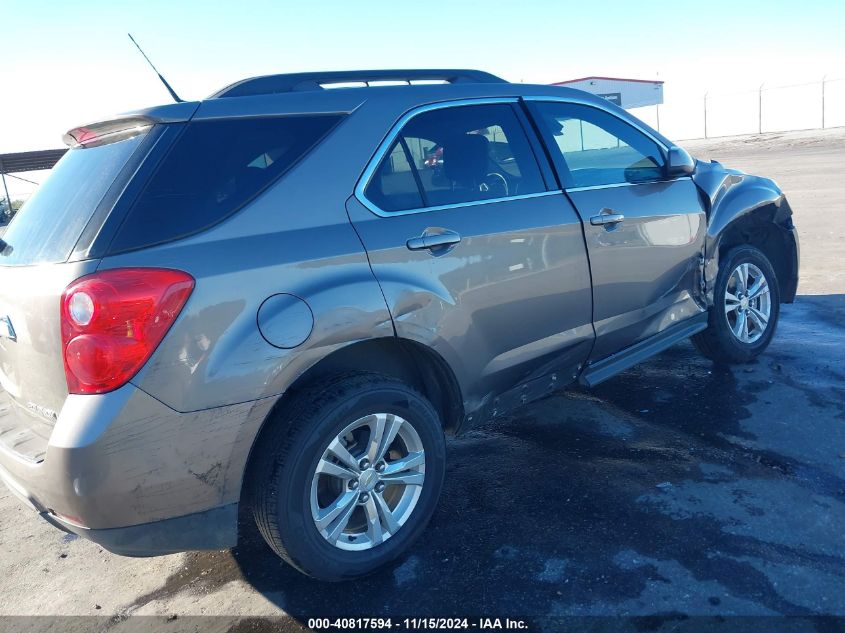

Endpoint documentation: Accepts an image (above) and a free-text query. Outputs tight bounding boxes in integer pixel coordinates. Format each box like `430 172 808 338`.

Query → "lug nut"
375 482 386 493
348 480 359 490
375 462 386 473
359 492 370 503
359 458 371 470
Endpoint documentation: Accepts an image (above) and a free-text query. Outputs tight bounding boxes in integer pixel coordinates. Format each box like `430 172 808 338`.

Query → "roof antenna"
127 33 183 103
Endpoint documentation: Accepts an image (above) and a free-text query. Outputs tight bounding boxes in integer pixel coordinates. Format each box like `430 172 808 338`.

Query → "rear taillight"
61 268 194 395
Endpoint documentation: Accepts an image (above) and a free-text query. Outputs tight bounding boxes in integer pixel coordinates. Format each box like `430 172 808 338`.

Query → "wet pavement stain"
119 549 244 617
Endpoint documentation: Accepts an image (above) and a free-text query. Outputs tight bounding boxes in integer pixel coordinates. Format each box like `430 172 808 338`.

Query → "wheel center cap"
359 468 379 492
740 296 749 310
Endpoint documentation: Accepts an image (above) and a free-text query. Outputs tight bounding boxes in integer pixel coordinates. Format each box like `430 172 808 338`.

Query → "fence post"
822 75 827 129
758 83 764 134
703 92 708 139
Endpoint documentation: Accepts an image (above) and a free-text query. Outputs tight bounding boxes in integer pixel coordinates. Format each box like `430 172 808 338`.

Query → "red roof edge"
552 76 665 86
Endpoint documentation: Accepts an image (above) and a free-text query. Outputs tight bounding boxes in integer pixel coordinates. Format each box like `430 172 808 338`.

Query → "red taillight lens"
61 268 194 395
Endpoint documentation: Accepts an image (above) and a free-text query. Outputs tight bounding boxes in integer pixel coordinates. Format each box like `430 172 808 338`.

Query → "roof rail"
211 69 507 98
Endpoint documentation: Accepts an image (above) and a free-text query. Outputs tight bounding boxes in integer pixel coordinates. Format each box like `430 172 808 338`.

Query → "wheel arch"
239 337 464 505
702 181 798 305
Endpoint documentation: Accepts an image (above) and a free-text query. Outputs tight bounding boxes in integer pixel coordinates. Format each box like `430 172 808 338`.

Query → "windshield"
0 131 147 266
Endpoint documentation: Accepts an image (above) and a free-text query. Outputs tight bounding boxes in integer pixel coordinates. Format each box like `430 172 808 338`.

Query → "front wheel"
249 373 446 581
692 245 781 364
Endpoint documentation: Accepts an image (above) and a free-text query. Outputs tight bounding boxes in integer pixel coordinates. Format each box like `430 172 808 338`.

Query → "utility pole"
758 83 764 135
822 75 827 129
655 71 661 132
703 92 709 139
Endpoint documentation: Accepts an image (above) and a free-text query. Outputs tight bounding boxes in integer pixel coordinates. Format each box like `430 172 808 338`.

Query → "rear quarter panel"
102 104 397 413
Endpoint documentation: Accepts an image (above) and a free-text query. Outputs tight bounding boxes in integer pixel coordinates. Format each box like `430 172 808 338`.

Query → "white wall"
561 79 664 109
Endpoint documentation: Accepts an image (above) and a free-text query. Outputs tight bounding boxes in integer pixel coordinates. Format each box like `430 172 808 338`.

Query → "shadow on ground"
138 295 845 624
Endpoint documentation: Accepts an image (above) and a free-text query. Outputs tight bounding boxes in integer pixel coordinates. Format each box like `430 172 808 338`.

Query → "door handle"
590 211 625 226
406 229 462 252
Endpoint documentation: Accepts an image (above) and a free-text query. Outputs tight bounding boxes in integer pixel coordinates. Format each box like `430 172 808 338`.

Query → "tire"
692 245 780 364
248 373 446 581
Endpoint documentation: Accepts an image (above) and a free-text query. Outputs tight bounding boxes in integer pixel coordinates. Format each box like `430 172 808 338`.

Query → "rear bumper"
0 461 236 555
42 503 238 556
0 382 274 555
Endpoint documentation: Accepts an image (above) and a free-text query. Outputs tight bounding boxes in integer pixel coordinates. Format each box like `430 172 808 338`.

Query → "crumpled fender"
692 160 798 305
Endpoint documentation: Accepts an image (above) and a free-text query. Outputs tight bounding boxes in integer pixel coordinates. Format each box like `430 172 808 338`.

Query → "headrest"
444 134 489 187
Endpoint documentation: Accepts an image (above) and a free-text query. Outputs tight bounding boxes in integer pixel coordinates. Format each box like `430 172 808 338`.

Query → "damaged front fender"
693 160 799 305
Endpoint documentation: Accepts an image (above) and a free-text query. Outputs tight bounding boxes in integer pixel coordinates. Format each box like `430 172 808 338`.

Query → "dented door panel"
346 194 593 415
568 178 708 360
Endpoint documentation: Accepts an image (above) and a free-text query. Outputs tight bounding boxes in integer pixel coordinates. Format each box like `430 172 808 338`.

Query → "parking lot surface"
1 127 844 627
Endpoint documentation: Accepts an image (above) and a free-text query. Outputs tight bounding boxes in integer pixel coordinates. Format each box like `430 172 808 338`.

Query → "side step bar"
579 313 709 388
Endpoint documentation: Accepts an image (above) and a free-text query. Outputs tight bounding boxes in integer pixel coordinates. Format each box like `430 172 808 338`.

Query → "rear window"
107 115 342 253
0 132 146 266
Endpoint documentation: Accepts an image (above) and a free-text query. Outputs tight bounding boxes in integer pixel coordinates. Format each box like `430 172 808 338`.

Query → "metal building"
551 76 664 110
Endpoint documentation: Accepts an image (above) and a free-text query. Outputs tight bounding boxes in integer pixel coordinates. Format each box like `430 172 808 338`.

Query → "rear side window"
108 115 342 253
364 103 546 212
0 132 147 266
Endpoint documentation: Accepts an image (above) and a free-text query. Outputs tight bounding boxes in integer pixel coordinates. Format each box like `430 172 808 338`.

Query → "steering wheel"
479 172 509 198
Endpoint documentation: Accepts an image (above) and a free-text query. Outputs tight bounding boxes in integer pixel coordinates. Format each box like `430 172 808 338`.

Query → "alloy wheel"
310 413 425 551
724 262 771 344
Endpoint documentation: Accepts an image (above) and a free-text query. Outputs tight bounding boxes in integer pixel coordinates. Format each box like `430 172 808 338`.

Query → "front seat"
443 134 489 201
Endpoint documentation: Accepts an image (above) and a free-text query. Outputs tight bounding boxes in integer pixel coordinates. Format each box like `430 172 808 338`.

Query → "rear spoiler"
63 101 200 148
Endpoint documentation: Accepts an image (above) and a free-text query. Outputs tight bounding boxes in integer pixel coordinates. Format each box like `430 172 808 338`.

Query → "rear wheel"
692 245 780 363
249 373 446 581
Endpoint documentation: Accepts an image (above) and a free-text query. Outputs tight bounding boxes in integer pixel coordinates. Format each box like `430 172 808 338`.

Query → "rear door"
527 100 707 360
348 100 593 414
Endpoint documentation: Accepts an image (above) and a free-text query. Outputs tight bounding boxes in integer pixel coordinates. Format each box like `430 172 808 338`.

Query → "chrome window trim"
361 190 564 217
354 97 559 218
567 176 692 193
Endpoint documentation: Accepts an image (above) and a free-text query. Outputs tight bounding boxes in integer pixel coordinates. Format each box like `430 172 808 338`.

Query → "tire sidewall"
272 382 445 581
712 246 781 360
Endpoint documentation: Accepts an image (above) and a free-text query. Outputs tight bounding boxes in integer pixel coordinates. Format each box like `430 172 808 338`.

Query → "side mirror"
667 145 696 176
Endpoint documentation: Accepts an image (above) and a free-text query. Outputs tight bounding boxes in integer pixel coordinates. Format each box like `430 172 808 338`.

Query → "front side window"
364 103 546 212
531 102 665 188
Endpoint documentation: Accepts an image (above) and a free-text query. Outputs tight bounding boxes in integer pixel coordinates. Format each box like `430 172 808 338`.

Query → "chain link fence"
629 77 845 141
0 174 38 225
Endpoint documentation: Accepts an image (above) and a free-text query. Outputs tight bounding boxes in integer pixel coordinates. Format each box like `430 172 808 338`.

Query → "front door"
348 100 593 413
528 100 707 360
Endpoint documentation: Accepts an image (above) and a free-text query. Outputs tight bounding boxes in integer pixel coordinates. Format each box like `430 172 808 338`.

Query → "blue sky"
2 0 844 190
